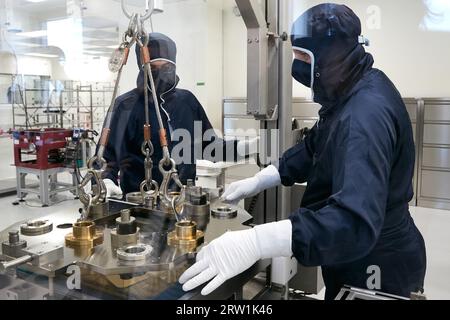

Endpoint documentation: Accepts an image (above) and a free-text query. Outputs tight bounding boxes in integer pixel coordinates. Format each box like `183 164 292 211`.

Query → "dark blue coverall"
102 33 237 195
281 4 426 299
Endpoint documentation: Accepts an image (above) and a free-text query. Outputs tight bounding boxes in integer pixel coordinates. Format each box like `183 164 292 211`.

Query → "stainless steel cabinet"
417 99 450 210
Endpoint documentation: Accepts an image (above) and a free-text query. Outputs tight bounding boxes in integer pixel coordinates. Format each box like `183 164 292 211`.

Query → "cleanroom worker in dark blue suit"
179 4 427 300
102 33 257 197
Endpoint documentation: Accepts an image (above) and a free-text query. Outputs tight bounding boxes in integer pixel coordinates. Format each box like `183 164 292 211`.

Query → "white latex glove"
103 179 123 198
237 136 259 156
179 220 292 296
221 165 281 205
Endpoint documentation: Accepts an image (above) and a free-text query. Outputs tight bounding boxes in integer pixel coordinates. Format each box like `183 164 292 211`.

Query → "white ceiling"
1 0 208 59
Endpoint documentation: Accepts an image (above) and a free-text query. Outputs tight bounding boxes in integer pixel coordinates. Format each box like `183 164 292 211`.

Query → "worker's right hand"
221 165 281 205
103 179 123 199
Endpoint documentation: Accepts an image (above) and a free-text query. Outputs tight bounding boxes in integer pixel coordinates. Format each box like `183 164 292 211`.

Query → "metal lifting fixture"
79 0 186 222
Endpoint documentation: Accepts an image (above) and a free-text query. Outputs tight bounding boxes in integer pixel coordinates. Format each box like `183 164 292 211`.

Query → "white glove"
237 136 259 156
221 165 281 204
103 179 123 198
179 220 292 296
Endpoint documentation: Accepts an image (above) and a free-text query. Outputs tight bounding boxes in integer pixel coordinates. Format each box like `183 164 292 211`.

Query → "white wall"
0 52 51 76
119 0 223 129
206 1 224 130
223 0 247 98
223 0 450 99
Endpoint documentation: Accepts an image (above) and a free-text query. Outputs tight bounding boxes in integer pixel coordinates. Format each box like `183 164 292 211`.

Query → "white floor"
410 206 450 300
0 193 449 300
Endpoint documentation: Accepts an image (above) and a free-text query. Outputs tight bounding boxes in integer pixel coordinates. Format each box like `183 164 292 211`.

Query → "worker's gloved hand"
237 136 260 156
221 165 281 205
179 220 292 296
103 179 123 199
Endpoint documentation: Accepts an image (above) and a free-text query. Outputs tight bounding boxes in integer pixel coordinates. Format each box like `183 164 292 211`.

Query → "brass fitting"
167 221 204 252
65 221 104 249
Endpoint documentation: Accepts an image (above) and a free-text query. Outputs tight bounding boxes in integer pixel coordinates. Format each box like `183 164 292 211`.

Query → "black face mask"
292 59 312 88
150 63 177 95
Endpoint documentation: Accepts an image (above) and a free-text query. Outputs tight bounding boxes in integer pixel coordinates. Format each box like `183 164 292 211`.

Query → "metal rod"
0 255 33 273
277 0 293 220
59 90 64 128
146 67 165 134
143 63 151 127
90 85 94 130
48 276 54 297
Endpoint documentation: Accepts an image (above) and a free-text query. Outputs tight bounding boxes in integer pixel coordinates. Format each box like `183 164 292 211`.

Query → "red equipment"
13 129 73 170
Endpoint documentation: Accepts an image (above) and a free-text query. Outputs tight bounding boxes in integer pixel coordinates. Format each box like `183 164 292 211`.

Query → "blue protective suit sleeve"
289 100 396 267
278 124 317 186
102 98 132 185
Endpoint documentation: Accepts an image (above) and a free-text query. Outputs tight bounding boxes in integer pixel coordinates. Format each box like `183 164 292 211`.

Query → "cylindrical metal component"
120 209 131 223
20 220 53 236
65 221 103 250
73 221 96 240
211 206 238 219
186 186 209 206
110 228 139 249
117 244 152 261
116 214 137 236
167 221 204 252
0 255 33 273
8 231 20 245
144 125 151 141
143 195 155 209
183 203 210 231
176 221 197 239
87 201 109 220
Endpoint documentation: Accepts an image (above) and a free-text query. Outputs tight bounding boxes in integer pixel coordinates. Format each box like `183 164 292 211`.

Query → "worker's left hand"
179 220 293 296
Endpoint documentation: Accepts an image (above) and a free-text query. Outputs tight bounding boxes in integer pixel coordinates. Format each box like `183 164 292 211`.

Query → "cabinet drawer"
423 124 450 145
224 101 247 116
421 170 450 200
424 104 450 122
422 147 450 169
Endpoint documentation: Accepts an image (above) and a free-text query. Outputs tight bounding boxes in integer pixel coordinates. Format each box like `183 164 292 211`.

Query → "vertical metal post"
416 99 425 206
259 0 279 224
277 0 293 220
76 86 80 128
89 85 94 130
24 85 29 129
48 276 54 298
11 75 16 129
59 90 64 128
